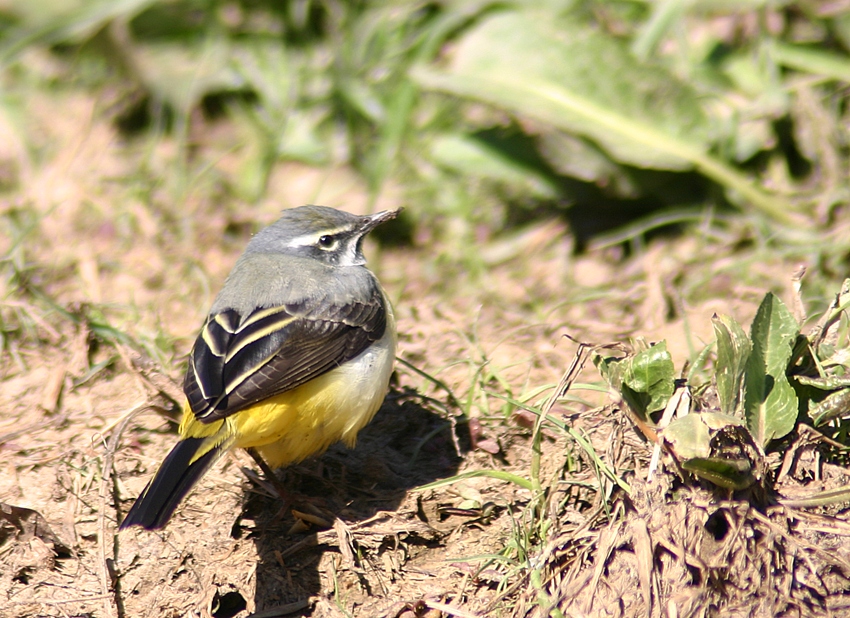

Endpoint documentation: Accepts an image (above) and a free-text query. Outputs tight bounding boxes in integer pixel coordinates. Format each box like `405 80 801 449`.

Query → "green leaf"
811 388 850 427
537 132 639 198
419 11 709 169
663 413 758 490
414 469 534 492
128 41 241 112
594 341 674 417
622 341 675 415
663 412 712 461
796 375 850 390
0 0 159 64
429 133 559 198
412 10 795 223
712 313 752 416
681 457 755 491
772 42 850 84
663 412 745 460
593 350 623 391
744 293 800 446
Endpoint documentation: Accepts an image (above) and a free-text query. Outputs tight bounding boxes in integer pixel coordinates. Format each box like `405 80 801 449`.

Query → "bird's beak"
361 208 402 233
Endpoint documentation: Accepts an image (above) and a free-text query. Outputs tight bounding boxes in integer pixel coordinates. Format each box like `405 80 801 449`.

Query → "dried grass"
4 77 850 618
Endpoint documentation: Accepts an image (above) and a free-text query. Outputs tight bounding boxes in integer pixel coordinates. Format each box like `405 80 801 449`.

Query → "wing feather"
183 280 386 422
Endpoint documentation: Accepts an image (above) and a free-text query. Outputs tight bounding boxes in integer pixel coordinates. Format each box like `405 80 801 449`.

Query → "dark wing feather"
184 284 386 423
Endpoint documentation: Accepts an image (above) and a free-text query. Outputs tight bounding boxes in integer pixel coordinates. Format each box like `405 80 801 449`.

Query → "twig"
533 339 592 499
97 400 152 618
750 508 850 572
647 382 691 482
333 518 358 570
5 594 114 607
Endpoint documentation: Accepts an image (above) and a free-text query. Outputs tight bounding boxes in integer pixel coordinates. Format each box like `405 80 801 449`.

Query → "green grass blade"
489 392 631 494
416 469 534 492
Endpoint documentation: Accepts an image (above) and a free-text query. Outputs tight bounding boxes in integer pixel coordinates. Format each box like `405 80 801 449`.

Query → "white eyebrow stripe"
285 232 321 248
284 225 353 248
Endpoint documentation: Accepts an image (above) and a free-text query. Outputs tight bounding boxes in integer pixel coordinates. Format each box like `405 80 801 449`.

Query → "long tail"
119 437 226 530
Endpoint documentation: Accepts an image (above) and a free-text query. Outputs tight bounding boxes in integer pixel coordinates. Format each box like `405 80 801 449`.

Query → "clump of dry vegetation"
519 283 850 617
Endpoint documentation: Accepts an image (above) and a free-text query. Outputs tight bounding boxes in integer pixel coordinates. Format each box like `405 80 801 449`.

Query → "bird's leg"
244 447 334 527
245 447 293 508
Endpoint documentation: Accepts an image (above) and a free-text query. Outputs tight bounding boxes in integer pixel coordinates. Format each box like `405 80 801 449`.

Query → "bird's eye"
318 235 337 249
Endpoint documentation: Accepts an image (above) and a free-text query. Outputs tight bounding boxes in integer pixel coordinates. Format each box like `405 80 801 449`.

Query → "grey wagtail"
120 205 399 530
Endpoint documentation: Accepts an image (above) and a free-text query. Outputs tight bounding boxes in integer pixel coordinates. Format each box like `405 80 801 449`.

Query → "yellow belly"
178 308 396 468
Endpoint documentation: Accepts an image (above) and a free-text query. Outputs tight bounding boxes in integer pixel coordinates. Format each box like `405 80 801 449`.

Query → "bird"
119 205 399 530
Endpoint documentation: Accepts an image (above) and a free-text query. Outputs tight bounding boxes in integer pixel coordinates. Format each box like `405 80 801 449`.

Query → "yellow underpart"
178 311 396 469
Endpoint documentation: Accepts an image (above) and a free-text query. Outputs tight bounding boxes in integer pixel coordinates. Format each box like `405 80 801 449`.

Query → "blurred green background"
2 0 847 247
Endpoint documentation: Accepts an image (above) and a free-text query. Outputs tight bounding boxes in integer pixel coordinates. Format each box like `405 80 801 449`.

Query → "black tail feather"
120 437 222 530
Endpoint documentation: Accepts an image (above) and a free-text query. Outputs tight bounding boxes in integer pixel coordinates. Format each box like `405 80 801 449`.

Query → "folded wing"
184 281 387 423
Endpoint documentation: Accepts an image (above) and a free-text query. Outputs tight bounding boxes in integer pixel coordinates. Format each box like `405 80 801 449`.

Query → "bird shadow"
212 386 468 618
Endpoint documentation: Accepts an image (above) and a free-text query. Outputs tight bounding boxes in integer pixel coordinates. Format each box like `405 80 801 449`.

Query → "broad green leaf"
419 11 707 169
744 293 800 446
622 341 675 415
712 313 752 416
594 341 674 417
412 10 794 223
663 413 757 490
663 412 745 460
429 134 559 199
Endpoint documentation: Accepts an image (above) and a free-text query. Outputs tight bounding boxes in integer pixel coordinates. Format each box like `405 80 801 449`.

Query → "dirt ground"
3 91 850 618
